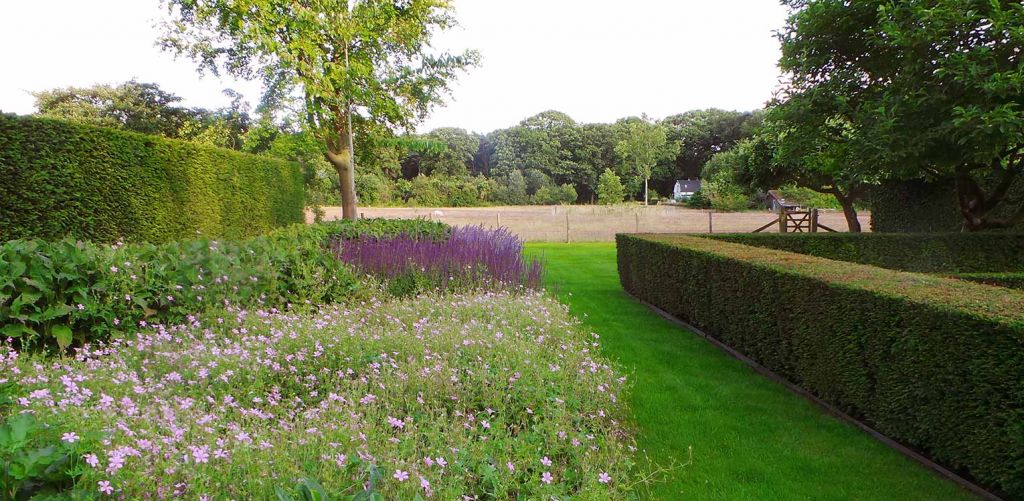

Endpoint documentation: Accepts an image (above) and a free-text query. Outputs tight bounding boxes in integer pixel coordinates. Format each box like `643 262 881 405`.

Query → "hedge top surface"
701 232 1024 273
626 234 1024 326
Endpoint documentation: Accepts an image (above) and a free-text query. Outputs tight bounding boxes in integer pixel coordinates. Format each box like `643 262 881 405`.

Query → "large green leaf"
51 325 73 350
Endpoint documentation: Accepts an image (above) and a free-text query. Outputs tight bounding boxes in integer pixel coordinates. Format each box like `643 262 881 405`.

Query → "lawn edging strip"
616 233 1024 499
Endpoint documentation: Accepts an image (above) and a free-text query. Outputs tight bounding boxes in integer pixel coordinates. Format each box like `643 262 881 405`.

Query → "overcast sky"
0 0 789 134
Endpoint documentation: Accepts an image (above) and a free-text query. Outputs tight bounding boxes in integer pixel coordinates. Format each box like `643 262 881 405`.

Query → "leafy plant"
0 219 448 351
0 413 91 499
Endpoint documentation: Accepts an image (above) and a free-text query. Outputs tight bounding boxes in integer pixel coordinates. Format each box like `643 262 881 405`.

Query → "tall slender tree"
614 116 679 205
160 0 477 219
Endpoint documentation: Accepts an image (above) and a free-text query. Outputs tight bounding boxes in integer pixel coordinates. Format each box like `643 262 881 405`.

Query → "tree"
34 80 194 138
775 0 1024 231
410 128 480 178
161 0 477 220
658 109 762 191
614 116 679 205
596 168 625 205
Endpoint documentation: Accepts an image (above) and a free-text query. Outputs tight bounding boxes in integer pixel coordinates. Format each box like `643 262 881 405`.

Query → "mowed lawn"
526 243 974 500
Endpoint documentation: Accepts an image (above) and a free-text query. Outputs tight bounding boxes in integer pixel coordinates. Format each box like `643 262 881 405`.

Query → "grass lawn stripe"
526 242 974 500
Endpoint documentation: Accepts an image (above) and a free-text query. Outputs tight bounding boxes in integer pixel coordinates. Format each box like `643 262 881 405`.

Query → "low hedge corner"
616 233 1024 498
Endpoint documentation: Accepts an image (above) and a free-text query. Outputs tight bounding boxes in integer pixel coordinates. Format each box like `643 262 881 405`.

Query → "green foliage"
774 0 1024 230
870 179 1024 233
684 190 711 209
953 272 1024 291
533 184 578 205
660 109 763 182
0 114 305 243
614 115 679 204
0 219 448 351
703 233 1024 273
529 243 971 499
355 173 392 206
703 170 750 212
617 234 1024 497
490 170 529 206
161 0 479 216
596 169 626 205
414 128 480 178
9 293 641 498
34 80 263 152
0 412 92 499
775 185 842 210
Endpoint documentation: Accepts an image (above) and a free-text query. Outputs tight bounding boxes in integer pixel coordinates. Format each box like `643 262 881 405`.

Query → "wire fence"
314 205 871 242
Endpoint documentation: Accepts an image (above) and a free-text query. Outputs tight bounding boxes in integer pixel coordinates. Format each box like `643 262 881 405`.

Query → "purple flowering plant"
333 225 543 296
2 292 646 498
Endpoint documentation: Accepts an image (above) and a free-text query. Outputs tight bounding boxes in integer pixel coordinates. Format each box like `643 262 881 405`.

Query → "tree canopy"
160 0 478 219
770 0 1024 231
615 116 679 205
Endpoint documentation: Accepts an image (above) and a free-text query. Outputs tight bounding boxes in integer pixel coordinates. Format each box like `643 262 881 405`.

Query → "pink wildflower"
541 471 553 484
394 470 409 482
61 432 79 443
599 472 611 484
98 480 113 494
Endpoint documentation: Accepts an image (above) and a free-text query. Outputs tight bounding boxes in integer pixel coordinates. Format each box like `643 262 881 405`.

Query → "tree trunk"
837 195 862 232
325 127 358 221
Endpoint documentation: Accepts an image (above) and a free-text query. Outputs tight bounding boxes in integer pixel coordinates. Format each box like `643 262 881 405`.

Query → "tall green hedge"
703 233 1024 273
870 179 1024 233
0 113 305 243
617 234 1024 498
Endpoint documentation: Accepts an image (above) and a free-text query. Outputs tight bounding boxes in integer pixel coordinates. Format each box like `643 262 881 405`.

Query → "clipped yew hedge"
617 234 1024 498
703 232 1024 273
0 113 304 243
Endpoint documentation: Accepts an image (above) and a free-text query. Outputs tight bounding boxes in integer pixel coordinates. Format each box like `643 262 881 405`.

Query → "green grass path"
526 243 973 500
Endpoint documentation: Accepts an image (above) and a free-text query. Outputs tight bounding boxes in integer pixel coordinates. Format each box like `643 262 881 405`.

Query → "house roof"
675 179 701 191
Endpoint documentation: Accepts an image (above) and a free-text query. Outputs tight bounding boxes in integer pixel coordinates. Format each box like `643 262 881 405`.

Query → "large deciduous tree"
614 116 679 205
34 81 195 138
160 0 477 220
776 0 1024 231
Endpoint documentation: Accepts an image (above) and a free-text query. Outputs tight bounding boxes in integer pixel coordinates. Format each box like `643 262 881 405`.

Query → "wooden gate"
752 208 837 233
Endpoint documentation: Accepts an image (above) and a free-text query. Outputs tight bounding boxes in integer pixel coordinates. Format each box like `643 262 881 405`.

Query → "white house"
673 179 702 201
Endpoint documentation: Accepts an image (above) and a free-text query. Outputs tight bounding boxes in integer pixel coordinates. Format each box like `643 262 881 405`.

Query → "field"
526 243 973 500
313 205 872 241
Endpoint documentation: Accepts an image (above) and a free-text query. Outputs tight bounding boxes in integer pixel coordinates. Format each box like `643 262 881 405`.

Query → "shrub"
533 184 578 205
703 233 1024 273
0 113 304 243
490 171 529 206
704 170 750 211
333 226 541 296
3 292 641 499
0 219 449 351
616 234 1024 497
596 169 625 205
684 190 712 209
355 172 392 206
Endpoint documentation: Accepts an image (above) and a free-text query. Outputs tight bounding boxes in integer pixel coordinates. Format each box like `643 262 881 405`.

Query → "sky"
0 0 789 134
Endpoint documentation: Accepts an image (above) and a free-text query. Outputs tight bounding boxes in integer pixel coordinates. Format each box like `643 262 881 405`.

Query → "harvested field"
312 205 871 242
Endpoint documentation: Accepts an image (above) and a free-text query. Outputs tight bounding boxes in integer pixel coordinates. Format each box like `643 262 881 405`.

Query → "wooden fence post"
810 208 819 233
708 211 713 234
635 212 639 233
778 210 787 233
565 211 570 243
